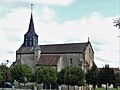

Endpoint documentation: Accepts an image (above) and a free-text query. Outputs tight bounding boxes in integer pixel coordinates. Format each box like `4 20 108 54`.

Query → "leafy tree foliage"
9 64 32 84
36 65 58 89
58 66 84 90
64 66 84 86
0 70 3 84
86 64 98 90
97 65 115 90
115 72 120 88
57 66 68 85
0 63 9 87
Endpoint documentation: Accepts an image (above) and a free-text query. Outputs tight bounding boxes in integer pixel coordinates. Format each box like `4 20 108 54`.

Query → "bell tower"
23 4 38 46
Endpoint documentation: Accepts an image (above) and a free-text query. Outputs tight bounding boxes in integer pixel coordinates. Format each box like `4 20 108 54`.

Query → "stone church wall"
16 53 36 71
39 53 84 72
57 57 63 72
84 44 94 69
61 53 83 69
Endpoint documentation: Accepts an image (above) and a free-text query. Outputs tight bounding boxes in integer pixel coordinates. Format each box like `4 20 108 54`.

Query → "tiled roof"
37 55 60 66
17 42 89 54
40 42 88 54
16 46 35 54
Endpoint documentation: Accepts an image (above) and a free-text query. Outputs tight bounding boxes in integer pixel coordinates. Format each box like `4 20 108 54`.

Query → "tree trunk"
74 85 75 90
81 86 82 90
19 82 20 88
50 84 51 90
106 83 107 90
93 84 96 90
24 82 26 89
41 83 43 90
68 85 69 90
45 84 47 90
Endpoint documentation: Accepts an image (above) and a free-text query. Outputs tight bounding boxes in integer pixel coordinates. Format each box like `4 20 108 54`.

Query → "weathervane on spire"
31 4 33 12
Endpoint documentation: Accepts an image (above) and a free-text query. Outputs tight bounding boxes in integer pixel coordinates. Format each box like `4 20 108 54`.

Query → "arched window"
30 41 32 45
25 41 27 46
34 41 36 45
69 58 72 65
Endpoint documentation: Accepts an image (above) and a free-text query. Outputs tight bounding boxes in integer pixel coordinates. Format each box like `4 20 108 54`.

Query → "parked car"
5 82 12 88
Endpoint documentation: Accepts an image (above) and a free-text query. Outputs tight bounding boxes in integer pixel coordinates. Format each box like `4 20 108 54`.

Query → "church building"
15 11 94 73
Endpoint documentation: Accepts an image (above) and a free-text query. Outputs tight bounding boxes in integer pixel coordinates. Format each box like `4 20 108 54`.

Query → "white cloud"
0 0 75 6
0 6 119 68
33 0 75 6
0 8 31 63
38 6 58 22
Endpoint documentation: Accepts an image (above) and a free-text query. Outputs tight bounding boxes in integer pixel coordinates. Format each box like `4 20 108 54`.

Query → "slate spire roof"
22 11 38 46
24 13 38 37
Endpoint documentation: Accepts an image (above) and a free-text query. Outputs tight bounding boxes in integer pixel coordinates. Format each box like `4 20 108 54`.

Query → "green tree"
0 63 9 87
0 70 3 87
9 64 32 88
36 65 58 90
97 65 115 90
86 64 98 90
63 66 84 90
115 72 120 88
58 66 68 85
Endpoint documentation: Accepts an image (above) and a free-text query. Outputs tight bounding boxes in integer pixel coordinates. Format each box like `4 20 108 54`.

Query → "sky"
0 0 120 67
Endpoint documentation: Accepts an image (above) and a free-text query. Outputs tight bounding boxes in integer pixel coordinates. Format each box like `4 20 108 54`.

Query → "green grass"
94 88 119 90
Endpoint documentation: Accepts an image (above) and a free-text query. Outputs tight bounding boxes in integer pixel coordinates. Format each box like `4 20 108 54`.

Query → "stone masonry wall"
61 53 83 69
16 53 36 71
84 44 94 69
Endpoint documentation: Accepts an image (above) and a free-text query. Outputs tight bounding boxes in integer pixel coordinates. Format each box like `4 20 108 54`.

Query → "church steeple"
27 13 37 34
23 4 38 46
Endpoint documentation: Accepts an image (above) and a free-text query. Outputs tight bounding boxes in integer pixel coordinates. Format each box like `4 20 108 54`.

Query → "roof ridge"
39 42 88 46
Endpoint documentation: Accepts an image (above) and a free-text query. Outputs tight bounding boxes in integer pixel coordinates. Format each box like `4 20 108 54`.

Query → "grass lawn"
95 88 119 90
